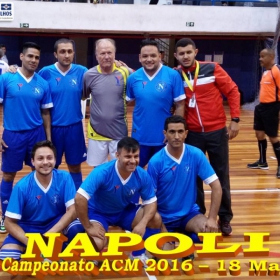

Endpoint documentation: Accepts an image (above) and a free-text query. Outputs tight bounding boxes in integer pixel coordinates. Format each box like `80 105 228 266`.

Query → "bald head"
259 48 276 69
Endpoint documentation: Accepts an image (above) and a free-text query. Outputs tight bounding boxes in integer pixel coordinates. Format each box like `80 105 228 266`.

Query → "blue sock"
1 180 13 216
186 232 202 244
70 172 82 190
0 249 22 260
132 228 160 256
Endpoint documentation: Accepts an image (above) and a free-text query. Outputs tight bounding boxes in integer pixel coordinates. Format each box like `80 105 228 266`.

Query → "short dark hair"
164 115 187 131
140 39 160 52
117 137 139 153
54 38 74 53
0 44 5 49
31 140 57 159
22 42 41 54
175 38 196 52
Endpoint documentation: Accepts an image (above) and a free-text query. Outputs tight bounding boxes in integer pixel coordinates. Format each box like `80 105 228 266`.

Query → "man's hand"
115 60 128 68
205 218 218 232
8 65 17 73
86 222 106 240
0 139 8 152
132 221 146 238
227 121 239 140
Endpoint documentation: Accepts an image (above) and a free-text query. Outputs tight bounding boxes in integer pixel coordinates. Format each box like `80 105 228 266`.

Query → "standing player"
174 38 240 236
148 116 222 250
0 141 81 260
126 39 185 168
75 137 161 263
0 42 52 233
247 48 280 177
83 38 132 167
0 49 9 75
39 38 87 190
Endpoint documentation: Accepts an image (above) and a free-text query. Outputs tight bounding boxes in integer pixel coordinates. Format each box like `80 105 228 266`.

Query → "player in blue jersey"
75 137 161 264
126 39 185 168
0 42 53 233
39 38 87 190
0 140 81 261
148 116 222 258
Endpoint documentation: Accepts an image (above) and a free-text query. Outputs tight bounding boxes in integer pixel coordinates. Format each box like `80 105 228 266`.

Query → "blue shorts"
1 125 46 172
2 216 62 247
88 203 141 232
139 144 165 168
164 204 201 233
51 121 87 167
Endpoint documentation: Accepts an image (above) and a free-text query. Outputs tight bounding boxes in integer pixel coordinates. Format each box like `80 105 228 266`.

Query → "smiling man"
126 39 185 168
148 115 222 258
0 42 53 233
38 38 87 190
75 136 161 265
0 140 80 261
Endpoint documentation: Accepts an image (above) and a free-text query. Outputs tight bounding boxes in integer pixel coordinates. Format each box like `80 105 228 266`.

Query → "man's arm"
45 204 77 234
174 99 185 117
132 201 157 237
205 178 222 231
5 217 29 245
75 193 105 240
41 109 51 141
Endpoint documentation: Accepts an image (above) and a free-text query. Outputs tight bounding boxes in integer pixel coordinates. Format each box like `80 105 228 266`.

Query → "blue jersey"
126 65 185 145
148 144 218 224
78 160 156 214
0 70 53 131
5 169 76 227
39 63 87 126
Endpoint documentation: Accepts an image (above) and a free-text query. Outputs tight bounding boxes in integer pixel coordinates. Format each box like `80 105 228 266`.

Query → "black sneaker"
247 160 269 170
277 167 280 179
218 220 232 236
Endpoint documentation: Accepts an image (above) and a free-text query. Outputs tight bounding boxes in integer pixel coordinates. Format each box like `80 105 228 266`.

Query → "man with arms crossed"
174 38 240 236
126 39 185 168
75 137 161 264
0 141 80 261
39 38 87 189
0 42 53 233
247 48 280 178
83 38 132 167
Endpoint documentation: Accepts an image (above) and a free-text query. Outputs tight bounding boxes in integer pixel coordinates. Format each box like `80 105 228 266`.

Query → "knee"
2 172 16 182
255 131 266 140
68 164 81 173
147 212 162 229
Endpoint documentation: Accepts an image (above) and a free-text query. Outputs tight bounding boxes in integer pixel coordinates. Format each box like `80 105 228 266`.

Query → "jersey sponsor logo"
50 194 60 205
55 77 61 85
17 83 23 90
185 165 190 172
155 81 167 92
115 76 122 86
142 81 147 88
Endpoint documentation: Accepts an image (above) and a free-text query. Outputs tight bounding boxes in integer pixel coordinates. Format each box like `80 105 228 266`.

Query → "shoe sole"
221 231 232 236
247 166 269 170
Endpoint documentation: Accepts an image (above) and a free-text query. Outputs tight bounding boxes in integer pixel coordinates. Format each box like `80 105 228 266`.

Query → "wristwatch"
231 117 240 123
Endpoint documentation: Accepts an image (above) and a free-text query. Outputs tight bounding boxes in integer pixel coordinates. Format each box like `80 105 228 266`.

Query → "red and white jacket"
177 61 240 133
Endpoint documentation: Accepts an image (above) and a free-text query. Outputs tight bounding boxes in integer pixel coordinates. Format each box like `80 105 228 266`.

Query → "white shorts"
87 139 119 167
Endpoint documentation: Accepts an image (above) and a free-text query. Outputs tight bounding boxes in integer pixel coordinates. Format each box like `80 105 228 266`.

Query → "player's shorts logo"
51 194 60 205
155 81 167 92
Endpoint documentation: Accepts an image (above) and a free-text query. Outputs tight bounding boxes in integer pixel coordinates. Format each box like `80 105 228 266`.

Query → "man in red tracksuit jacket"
174 38 240 236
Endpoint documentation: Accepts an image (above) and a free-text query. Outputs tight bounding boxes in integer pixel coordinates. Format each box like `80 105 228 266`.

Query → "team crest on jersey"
128 188 136 196
17 83 23 90
55 77 61 85
142 81 147 88
33 87 42 96
69 78 77 87
115 76 122 86
155 81 167 92
50 194 60 205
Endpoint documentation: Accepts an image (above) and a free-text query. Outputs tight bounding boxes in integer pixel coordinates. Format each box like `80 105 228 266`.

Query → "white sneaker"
129 253 149 268
0 217 7 234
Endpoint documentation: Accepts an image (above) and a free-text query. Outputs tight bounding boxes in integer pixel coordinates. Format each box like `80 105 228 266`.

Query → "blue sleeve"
40 80 53 109
196 150 216 181
139 171 156 201
172 70 185 101
63 172 76 207
147 161 159 193
6 183 25 219
126 75 135 100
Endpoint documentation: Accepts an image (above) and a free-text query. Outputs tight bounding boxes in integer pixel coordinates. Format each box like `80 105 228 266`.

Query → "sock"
0 249 22 260
1 180 13 216
258 139 267 163
186 232 202 244
132 228 160 256
70 172 82 190
272 141 280 166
